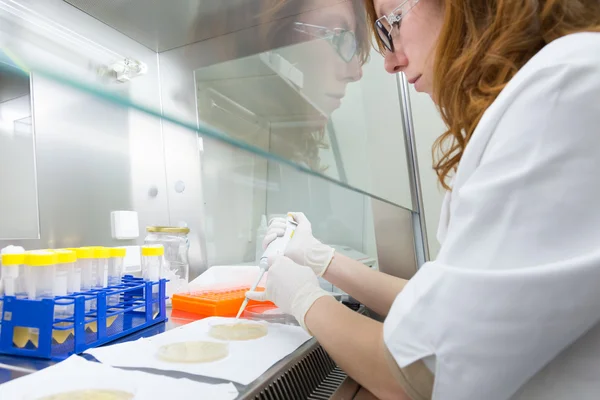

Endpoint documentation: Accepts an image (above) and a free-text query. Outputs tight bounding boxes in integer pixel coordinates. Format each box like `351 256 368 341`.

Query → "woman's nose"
384 47 408 74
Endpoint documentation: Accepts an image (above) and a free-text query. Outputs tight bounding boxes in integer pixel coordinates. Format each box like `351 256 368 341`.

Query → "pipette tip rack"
0 275 168 360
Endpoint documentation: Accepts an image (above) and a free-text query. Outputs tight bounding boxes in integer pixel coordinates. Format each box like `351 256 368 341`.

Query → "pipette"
236 214 298 319
235 267 266 319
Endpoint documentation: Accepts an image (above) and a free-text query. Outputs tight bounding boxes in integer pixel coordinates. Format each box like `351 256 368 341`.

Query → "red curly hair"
364 0 600 189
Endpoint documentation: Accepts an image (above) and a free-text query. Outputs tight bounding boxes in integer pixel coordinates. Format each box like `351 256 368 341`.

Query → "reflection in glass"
192 0 412 209
194 0 369 172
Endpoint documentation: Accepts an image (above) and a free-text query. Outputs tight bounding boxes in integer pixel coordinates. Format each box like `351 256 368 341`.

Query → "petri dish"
208 319 269 341
156 341 229 363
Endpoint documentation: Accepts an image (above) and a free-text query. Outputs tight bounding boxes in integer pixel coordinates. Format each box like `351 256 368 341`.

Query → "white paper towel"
86 317 312 385
0 355 238 400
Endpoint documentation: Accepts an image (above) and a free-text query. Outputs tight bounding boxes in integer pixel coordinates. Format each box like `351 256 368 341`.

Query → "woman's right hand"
262 212 335 277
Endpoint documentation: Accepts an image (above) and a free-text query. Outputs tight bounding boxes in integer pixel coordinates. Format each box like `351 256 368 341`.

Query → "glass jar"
145 226 190 296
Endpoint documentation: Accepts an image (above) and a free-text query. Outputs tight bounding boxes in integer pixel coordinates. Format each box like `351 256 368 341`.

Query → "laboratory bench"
0 308 367 399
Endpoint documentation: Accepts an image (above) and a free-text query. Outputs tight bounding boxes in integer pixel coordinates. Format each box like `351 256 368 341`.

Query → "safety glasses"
375 0 420 52
294 22 358 63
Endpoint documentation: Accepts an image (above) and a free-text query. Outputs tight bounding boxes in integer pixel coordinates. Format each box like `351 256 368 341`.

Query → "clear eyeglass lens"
338 31 357 62
376 23 393 51
380 16 393 33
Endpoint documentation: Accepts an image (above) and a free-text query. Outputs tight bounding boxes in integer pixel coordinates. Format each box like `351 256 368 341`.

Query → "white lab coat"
384 32 600 400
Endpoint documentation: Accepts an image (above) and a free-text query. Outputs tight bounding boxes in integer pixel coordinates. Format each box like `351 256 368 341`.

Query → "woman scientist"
246 0 600 399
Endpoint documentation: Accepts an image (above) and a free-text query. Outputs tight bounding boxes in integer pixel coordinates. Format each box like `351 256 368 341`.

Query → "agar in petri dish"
209 321 268 341
36 389 134 400
156 341 229 363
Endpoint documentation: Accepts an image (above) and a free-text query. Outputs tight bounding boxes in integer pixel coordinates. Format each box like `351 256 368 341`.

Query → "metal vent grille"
254 346 347 400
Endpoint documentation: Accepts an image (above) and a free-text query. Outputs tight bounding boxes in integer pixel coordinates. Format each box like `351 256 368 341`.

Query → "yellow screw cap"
109 247 127 258
1 253 25 265
54 249 76 264
70 247 94 259
90 246 110 259
141 245 164 257
26 251 58 267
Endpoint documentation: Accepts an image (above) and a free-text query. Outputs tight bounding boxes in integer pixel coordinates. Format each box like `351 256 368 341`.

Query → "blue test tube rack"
0 276 167 360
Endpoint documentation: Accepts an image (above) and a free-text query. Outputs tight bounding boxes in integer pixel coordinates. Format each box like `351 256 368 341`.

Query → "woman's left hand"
246 256 332 333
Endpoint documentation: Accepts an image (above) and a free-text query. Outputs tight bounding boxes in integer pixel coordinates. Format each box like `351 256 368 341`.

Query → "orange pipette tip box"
172 287 274 318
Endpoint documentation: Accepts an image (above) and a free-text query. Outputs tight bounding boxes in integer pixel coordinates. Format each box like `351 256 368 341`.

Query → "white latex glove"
262 212 335 277
246 256 331 333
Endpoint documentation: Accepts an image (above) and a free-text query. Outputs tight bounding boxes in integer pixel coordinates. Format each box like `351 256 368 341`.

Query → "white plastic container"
1 253 25 298
108 247 126 306
141 245 163 315
25 251 57 300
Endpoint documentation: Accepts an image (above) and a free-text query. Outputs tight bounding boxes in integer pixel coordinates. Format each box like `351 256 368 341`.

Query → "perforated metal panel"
253 346 349 400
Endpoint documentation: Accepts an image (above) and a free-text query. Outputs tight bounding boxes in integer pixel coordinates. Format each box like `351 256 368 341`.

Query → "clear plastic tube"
108 247 126 306
91 247 109 289
69 260 82 294
141 245 163 316
72 247 94 291
25 251 57 300
53 249 76 318
71 247 94 312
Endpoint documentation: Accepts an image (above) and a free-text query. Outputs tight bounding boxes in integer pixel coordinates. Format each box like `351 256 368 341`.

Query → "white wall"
407 86 447 258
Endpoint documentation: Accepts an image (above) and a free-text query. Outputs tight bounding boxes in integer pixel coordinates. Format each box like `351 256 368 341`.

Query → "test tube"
25 251 57 300
73 247 94 291
1 253 25 298
91 247 109 289
87 247 109 312
72 247 94 312
108 247 126 306
24 251 57 345
53 249 76 318
64 248 82 294
141 245 164 316
52 250 75 295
